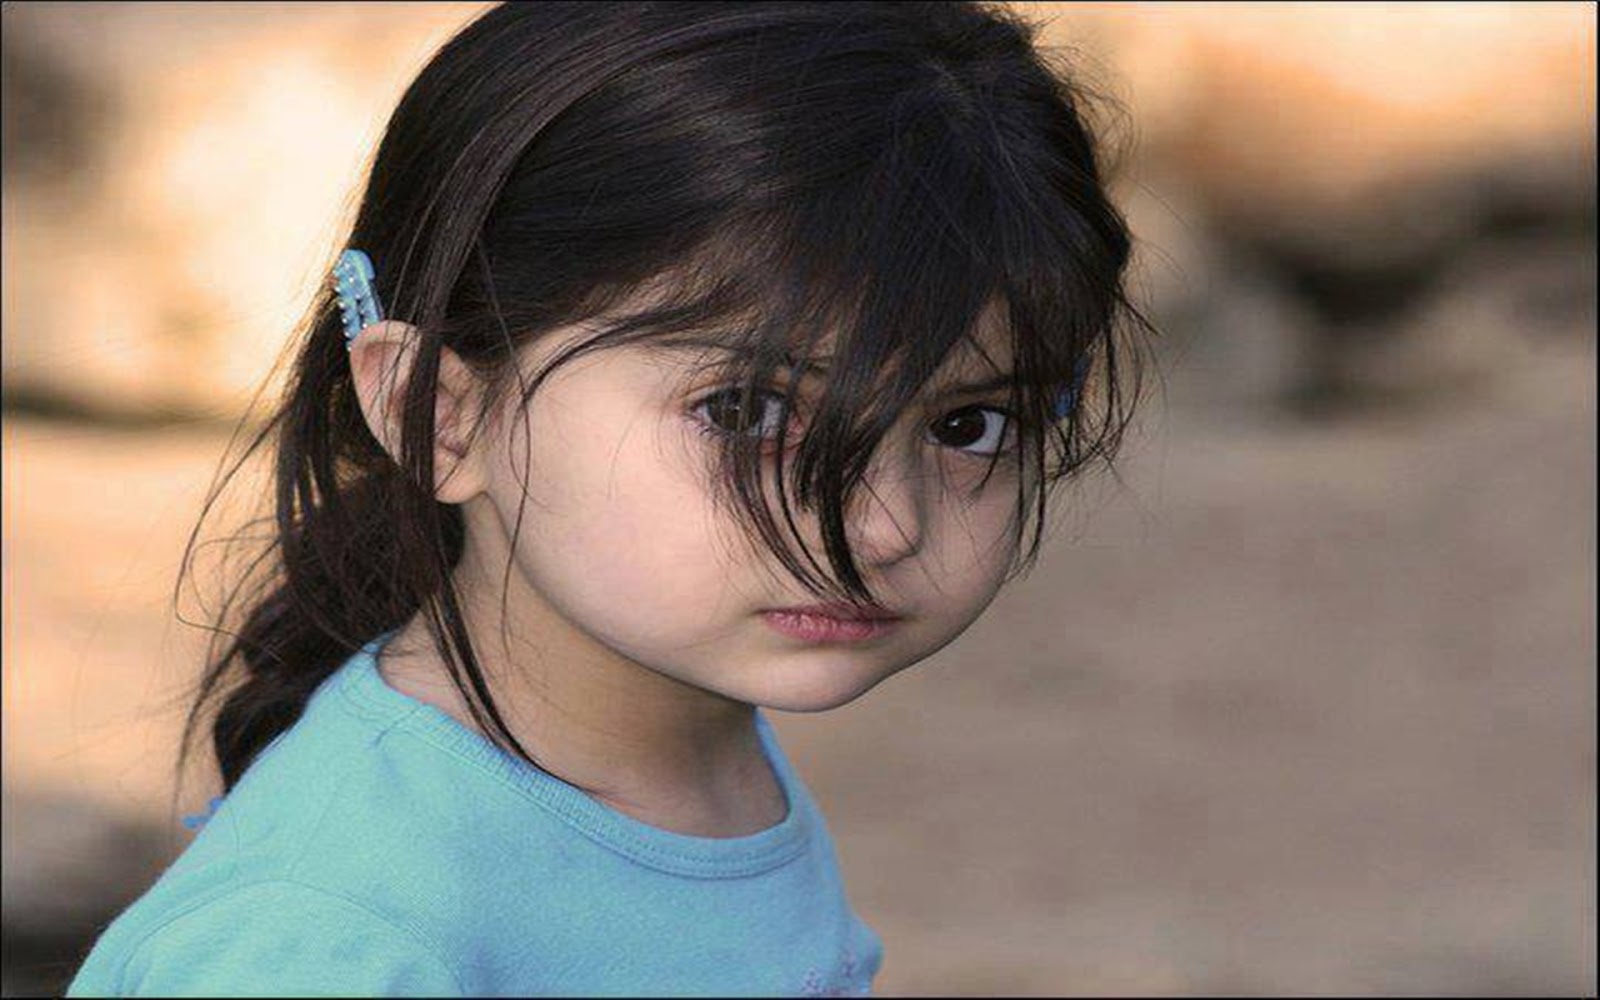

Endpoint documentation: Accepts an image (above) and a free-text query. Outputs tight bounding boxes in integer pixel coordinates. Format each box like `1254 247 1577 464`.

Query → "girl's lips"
761 609 900 643
771 602 902 621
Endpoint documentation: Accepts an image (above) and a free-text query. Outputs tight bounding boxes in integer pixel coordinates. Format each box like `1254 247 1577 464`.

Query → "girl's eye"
691 387 793 440
927 405 1014 457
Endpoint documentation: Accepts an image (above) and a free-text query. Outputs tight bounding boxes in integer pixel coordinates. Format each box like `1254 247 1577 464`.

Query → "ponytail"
176 304 464 793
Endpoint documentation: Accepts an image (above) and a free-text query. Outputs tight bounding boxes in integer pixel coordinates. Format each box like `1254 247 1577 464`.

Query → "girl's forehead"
513 284 1017 394
662 294 1015 373
629 325 1015 393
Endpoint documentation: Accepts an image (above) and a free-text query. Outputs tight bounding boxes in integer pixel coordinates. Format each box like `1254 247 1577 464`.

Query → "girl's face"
460 311 1025 714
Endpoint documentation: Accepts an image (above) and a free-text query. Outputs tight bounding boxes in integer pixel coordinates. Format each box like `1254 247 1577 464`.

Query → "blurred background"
2 1 1593 995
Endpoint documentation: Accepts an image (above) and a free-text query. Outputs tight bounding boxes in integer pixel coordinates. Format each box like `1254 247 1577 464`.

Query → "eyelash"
688 386 1017 458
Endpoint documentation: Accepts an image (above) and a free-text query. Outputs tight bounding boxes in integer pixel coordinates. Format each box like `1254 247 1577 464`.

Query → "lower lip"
762 610 900 643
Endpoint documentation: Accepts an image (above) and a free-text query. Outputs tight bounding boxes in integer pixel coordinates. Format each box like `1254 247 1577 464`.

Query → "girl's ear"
348 320 491 505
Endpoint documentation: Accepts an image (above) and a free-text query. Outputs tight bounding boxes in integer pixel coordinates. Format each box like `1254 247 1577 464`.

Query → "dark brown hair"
175 0 1152 796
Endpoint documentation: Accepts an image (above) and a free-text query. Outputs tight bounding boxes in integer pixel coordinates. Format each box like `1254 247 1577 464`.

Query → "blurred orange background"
3 2 1594 995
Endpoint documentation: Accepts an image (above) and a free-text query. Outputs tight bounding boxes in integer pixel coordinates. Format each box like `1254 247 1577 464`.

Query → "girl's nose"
844 445 928 568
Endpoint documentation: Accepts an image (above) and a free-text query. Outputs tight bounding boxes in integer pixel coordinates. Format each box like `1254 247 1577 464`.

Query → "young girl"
68 2 1145 995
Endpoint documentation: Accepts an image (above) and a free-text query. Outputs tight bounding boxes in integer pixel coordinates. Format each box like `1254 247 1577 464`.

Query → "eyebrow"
646 338 1015 395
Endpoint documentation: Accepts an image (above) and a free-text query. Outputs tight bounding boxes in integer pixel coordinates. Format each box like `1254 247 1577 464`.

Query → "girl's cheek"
944 489 1023 582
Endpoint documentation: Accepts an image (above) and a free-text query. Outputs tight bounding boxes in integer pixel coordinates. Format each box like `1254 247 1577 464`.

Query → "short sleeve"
73 879 465 998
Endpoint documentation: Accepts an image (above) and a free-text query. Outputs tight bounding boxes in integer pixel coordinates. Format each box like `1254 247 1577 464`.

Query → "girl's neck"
374 547 787 838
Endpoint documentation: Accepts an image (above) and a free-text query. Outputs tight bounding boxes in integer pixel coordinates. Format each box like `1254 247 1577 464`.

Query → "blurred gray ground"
4 326 1593 996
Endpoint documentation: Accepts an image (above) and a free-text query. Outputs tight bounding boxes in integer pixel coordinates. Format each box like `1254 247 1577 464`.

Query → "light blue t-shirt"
67 633 883 997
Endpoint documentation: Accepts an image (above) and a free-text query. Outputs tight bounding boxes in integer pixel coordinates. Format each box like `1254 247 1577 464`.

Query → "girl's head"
180 0 1150 791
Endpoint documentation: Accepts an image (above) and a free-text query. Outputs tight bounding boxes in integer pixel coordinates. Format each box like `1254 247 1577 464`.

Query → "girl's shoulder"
65 647 515 996
66 877 466 997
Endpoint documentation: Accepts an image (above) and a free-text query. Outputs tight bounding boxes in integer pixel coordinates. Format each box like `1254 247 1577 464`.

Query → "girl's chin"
735 659 900 715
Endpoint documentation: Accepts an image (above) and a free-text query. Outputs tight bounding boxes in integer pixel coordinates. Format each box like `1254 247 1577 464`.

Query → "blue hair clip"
1053 353 1093 420
334 249 383 348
